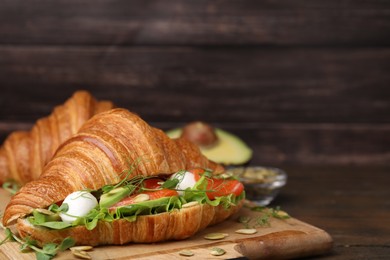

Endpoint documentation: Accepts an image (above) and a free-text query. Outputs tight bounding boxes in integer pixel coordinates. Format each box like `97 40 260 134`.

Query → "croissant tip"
3 108 224 232
0 149 8 185
72 89 91 96
2 214 17 227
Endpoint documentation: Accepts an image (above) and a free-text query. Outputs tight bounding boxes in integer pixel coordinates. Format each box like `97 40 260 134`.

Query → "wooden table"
1 164 388 259
0 1 389 259
269 165 390 259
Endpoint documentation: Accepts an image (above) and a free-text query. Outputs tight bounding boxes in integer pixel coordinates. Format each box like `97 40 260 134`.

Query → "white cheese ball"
170 171 197 196
59 191 98 223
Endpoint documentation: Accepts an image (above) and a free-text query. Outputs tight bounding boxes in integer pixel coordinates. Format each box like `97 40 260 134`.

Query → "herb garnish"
25 165 245 233
238 216 251 228
238 206 290 228
2 181 20 195
0 224 75 260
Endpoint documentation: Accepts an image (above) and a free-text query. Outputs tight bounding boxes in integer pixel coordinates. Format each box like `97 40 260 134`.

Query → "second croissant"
0 90 114 185
2 108 244 247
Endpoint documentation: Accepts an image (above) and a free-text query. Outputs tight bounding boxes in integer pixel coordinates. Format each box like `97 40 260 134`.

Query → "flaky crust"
3 108 224 226
17 202 242 246
0 91 114 185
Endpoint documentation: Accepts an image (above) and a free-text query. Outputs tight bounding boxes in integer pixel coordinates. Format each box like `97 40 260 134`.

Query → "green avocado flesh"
166 128 252 165
99 186 133 208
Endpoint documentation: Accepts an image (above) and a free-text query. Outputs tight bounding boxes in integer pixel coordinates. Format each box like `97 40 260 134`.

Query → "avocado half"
166 128 253 165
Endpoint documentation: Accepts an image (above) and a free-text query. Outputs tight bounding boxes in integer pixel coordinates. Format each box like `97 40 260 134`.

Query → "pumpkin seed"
72 249 92 259
179 250 194 256
204 233 229 240
35 208 55 215
219 172 233 179
182 201 198 208
70 246 93 252
210 247 226 256
274 210 289 218
235 228 258 235
133 193 150 203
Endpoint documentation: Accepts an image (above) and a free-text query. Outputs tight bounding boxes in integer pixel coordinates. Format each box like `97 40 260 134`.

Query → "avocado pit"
166 122 253 165
180 121 219 148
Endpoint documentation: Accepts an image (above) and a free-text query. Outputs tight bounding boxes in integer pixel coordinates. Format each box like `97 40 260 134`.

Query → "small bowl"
228 166 287 206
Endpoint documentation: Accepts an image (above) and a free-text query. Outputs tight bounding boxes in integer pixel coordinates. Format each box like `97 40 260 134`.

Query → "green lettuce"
27 172 245 232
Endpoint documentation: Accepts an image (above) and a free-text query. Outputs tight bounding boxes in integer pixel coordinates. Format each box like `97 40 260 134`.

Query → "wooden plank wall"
0 0 389 165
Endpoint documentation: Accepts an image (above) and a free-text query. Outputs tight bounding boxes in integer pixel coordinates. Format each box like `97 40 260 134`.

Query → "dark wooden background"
0 0 389 166
1 2 390 259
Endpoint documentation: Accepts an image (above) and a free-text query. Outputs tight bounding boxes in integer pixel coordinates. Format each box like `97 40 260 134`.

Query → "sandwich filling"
26 168 245 231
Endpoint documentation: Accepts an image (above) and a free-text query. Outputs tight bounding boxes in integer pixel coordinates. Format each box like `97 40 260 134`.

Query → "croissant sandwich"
0 90 114 185
2 108 245 246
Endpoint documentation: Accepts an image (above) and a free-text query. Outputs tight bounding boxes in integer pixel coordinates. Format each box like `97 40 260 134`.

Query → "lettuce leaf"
114 196 182 220
26 173 245 231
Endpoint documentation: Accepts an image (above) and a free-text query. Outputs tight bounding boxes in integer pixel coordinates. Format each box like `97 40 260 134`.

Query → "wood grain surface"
2 166 390 259
0 188 333 260
274 165 390 260
0 0 389 46
0 47 389 123
0 1 389 259
0 1 389 165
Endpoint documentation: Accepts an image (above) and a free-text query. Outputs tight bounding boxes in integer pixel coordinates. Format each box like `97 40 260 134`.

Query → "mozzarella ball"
59 191 98 223
170 171 197 195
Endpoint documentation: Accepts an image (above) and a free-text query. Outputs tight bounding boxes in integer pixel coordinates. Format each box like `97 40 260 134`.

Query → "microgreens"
48 203 69 214
249 205 267 212
238 206 290 228
2 181 20 195
161 178 179 189
0 225 75 260
0 226 15 246
24 166 246 233
202 169 213 178
238 216 252 229
163 170 186 188
101 158 144 194
256 214 271 227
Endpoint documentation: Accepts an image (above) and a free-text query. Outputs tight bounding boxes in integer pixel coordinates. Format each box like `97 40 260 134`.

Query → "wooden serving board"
0 189 333 259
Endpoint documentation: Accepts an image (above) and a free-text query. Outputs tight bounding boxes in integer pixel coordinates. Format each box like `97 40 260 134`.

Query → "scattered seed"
274 210 289 219
70 246 93 252
210 247 226 256
35 208 55 215
204 233 229 240
182 201 199 208
235 228 258 235
179 250 194 256
133 193 150 203
219 172 233 179
72 249 92 259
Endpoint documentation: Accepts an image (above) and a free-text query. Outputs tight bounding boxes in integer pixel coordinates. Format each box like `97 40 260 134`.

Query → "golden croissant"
0 90 114 185
3 108 244 246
